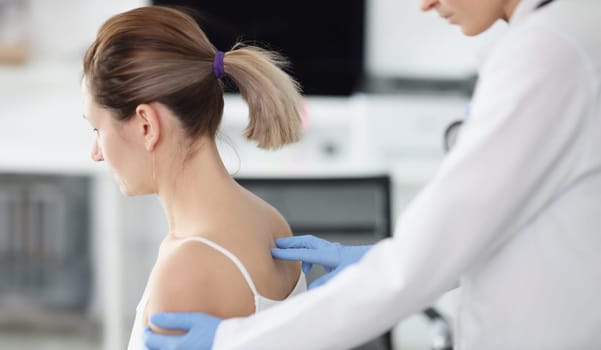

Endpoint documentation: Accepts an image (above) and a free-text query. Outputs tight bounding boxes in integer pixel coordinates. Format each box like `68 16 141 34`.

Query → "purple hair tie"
213 51 225 79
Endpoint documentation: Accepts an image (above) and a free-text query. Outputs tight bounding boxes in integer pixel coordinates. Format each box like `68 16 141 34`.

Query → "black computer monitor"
152 0 366 96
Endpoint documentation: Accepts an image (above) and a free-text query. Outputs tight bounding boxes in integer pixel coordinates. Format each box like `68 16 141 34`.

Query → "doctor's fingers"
144 326 185 350
302 261 313 274
274 235 332 249
271 247 338 268
150 312 202 331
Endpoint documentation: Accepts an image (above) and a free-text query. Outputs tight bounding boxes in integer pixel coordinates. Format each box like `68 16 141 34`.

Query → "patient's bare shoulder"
145 239 255 332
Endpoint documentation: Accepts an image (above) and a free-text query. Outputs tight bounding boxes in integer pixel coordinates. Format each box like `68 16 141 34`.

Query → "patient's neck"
156 139 240 240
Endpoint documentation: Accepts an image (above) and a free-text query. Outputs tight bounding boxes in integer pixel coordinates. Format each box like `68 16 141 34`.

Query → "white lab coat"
213 0 601 348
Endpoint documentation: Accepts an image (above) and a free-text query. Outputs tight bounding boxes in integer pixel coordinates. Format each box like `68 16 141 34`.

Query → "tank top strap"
177 236 259 297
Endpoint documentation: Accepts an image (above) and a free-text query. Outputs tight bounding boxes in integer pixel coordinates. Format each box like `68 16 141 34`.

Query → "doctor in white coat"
144 0 601 348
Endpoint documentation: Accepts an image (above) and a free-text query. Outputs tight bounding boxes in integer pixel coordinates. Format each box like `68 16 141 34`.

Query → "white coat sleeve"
212 25 595 350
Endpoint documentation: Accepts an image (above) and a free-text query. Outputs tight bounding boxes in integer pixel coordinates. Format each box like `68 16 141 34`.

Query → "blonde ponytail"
84 6 302 150
223 45 303 150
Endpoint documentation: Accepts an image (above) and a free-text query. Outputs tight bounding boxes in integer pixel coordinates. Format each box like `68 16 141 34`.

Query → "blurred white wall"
26 0 149 64
366 0 508 79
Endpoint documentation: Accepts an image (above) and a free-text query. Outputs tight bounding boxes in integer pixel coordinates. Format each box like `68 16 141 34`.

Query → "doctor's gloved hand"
271 235 373 289
144 312 221 350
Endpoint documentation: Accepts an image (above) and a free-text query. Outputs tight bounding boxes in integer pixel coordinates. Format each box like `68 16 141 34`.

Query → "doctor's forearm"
213 238 455 350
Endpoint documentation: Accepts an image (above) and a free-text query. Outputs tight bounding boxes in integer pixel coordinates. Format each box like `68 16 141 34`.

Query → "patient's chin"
119 184 132 196
119 182 153 197
118 181 139 197
114 175 153 196
120 185 144 197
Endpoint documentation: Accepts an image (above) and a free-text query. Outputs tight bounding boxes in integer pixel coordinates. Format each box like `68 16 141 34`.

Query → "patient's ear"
134 104 161 152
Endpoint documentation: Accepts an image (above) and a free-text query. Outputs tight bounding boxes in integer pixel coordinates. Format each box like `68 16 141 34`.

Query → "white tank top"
127 236 307 350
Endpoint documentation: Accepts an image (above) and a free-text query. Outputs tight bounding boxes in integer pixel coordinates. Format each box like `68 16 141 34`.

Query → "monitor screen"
152 1 366 96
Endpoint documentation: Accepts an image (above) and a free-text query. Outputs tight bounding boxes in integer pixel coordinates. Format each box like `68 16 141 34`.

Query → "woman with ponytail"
81 6 306 349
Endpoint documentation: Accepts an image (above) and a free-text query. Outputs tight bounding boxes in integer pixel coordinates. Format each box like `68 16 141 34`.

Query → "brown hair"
83 6 302 149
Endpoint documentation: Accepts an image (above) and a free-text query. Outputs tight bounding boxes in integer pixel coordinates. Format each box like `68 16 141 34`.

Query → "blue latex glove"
144 312 222 350
271 235 373 289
